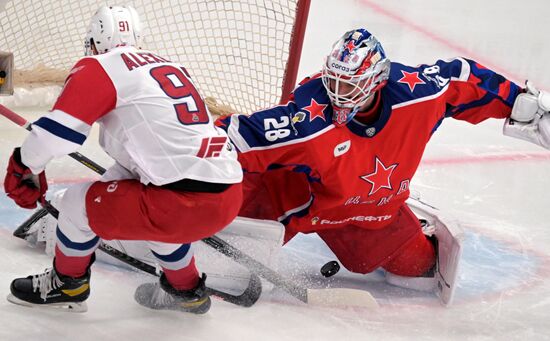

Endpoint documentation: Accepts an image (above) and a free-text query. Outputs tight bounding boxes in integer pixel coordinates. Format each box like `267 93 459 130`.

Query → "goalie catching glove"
4 147 48 209
503 81 550 149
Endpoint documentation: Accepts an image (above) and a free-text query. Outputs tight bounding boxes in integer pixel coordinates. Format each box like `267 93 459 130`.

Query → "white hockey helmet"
322 28 391 126
84 6 142 56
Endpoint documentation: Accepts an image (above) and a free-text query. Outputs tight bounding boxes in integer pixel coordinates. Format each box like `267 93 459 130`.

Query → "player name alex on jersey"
120 51 171 71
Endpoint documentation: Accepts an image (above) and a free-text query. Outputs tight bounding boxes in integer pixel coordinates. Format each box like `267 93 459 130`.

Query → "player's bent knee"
57 182 96 241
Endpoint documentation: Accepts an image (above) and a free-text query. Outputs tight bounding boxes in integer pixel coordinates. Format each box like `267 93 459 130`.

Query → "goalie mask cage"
0 0 311 114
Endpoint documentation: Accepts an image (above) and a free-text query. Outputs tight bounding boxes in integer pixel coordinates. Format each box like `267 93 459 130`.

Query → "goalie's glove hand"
4 147 48 209
503 81 550 149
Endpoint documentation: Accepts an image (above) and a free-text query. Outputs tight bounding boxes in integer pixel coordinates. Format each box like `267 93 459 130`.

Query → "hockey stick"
0 105 106 175
12 206 261 307
200 236 378 307
36 201 262 307
2 104 378 308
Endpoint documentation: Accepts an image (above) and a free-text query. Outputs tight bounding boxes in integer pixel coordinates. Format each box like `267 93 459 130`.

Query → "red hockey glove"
4 147 48 209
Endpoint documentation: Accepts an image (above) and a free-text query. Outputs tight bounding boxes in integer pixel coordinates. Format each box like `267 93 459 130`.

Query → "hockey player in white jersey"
3 5 243 313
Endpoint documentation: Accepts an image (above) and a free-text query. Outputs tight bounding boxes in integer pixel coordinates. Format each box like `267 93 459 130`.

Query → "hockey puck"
320 260 340 278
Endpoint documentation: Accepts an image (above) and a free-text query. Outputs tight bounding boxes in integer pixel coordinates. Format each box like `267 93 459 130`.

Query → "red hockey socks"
162 257 200 290
54 246 93 278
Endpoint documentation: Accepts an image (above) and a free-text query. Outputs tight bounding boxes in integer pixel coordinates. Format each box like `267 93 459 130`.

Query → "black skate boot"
134 273 211 314
7 255 94 313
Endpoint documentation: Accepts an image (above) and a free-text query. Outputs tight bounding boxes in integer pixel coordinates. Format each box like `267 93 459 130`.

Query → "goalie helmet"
84 6 142 56
322 28 391 126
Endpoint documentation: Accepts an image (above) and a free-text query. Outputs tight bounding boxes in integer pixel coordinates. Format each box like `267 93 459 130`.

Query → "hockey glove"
503 81 550 149
4 147 48 209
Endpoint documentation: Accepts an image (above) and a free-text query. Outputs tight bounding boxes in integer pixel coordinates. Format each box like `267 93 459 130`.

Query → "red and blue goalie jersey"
217 57 522 238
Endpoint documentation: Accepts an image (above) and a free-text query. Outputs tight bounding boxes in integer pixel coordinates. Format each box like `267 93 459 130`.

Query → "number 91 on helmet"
84 6 142 56
321 28 391 126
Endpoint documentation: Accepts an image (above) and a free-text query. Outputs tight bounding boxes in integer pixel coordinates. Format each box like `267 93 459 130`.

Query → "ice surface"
1 0 550 340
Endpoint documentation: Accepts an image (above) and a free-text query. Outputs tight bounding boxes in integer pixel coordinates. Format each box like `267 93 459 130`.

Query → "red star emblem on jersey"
303 98 327 122
360 157 398 196
345 40 356 52
397 70 426 92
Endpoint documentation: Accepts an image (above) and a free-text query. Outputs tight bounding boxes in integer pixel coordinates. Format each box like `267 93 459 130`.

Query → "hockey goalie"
213 27 548 306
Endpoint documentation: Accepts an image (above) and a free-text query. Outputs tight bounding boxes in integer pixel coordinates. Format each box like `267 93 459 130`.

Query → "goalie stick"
2 104 378 308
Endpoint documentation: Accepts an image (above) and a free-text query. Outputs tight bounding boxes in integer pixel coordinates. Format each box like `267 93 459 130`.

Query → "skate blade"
7 294 88 313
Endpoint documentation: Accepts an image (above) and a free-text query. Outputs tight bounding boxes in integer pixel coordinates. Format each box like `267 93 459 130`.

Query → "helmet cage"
322 66 378 110
321 29 390 126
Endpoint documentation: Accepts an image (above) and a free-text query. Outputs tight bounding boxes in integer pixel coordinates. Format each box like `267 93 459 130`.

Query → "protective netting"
0 0 307 114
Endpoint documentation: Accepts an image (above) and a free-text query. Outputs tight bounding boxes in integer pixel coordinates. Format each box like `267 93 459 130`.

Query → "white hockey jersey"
21 46 242 185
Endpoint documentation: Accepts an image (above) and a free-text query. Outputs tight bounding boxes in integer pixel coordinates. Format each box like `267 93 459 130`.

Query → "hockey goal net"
0 0 311 114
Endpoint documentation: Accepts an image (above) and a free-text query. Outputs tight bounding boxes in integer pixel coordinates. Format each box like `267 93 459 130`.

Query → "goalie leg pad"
193 217 284 293
22 189 67 255
405 199 464 306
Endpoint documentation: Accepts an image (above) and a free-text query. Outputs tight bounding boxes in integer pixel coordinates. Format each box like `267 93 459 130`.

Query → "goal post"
280 0 311 104
0 0 311 114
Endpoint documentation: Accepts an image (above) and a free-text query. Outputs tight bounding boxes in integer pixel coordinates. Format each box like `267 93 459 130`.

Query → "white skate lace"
32 268 64 301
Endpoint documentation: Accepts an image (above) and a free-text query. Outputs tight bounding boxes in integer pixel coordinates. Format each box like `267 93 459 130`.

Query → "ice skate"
7 260 92 313
135 273 211 314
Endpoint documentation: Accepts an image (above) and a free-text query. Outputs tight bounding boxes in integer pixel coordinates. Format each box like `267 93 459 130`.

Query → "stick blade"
306 288 379 308
206 273 262 307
